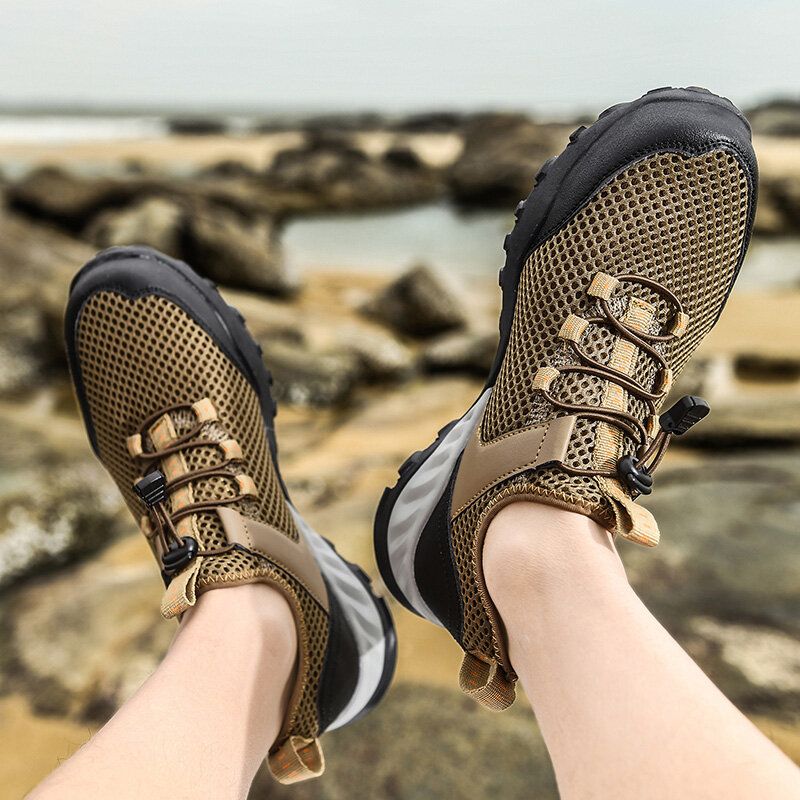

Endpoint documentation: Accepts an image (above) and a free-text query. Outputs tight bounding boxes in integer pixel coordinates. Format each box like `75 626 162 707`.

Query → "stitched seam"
454 423 551 517
239 519 326 611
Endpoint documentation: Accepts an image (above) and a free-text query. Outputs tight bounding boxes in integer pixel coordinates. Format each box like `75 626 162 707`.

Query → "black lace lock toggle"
161 536 199 575
134 471 167 508
659 395 710 436
617 455 654 496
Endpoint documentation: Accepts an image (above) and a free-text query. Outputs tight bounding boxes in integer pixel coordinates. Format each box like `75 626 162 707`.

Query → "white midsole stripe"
385 389 492 626
291 507 388 731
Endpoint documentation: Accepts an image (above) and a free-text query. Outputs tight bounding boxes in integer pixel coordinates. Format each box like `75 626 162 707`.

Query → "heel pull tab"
459 652 516 711
268 736 325 784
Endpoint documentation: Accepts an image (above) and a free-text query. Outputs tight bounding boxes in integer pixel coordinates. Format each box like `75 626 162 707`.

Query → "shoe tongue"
169 407 200 438
141 404 224 454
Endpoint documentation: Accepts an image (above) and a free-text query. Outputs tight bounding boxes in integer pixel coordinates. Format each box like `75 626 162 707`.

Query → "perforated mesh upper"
74 291 325 738
76 292 296 536
482 149 749 443
453 148 751 668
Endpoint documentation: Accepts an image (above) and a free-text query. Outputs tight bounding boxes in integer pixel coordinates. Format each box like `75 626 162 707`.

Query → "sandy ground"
0 131 794 179
0 130 465 173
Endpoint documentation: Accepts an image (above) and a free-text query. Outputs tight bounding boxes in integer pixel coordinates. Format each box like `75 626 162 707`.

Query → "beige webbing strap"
147 412 204 618
598 478 660 547
459 652 516 711
268 736 325 784
593 296 661 547
160 558 201 619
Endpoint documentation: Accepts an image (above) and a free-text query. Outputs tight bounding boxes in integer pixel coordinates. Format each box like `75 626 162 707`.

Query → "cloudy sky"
0 0 797 115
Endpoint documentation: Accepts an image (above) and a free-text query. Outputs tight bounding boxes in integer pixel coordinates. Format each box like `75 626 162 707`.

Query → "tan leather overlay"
452 415 576 517
217 506 329 611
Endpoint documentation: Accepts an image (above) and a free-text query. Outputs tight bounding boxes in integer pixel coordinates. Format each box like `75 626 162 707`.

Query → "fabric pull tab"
268 736 325 784
160 557 202 619
459 652 516 711
599 477 660 547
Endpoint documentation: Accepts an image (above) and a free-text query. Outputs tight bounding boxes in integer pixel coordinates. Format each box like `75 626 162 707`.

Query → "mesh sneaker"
374 87 757 710
65 245 396 784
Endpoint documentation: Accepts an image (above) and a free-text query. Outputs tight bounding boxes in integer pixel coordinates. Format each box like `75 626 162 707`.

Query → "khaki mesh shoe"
374 87 757 710
65 246 396 784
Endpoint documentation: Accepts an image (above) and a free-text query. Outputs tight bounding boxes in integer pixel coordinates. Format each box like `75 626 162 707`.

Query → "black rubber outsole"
66 245 397 722
373 86 758 616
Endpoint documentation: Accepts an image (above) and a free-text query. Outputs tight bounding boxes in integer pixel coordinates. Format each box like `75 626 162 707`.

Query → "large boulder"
0 213 94 392
263 134 444 212
756 177 800 235
7 167 142 231
747 100 800 137
183 205 296 296
1 535 168 718
0 404 125 592
449 113 560 206
336 326 415 382
249 683 556 800
166 117 228 136
85 196 185 256
421 329 498 375
360 265 466 338
261 339 361 406
0 283 50 395
629 450 800 712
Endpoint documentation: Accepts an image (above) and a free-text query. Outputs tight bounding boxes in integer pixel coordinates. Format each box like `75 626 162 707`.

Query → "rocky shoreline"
1 113 799 798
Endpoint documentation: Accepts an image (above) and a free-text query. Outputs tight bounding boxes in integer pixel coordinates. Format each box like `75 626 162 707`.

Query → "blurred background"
1 2 799 797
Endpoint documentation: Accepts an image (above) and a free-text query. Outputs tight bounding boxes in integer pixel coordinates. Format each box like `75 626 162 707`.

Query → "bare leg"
28 584 297 800
483 502 800 800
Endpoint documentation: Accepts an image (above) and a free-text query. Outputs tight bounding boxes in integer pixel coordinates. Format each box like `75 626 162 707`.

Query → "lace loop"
130 402 253 569
537 274 690 490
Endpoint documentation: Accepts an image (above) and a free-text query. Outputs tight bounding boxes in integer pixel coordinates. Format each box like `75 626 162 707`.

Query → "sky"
0 0 797 115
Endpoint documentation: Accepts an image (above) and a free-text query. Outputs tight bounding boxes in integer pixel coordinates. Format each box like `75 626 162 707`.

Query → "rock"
7 167 142 230
263 135 444 212
735 354 800 382
627 449 800 710
249 683 557 800
392 112 465 133
0 284 50 395
755 176 800 234
85 196 185 256
679 399 800 447
666 356 738 406
754 183 792 235
747 100 800 136
337 327 415 382
183 205 296 296
0 470 123 593
2 536 169 719
167 117 228 136
198 160 258 179
449 113 559 206
261 340 360 405
360 265 466 338
0 403 125 592
690 618 800 695
0 213 95 390
774 177 800 231
382 145 423 170
301 113 386 133
421 329 498 375
664 355 800 447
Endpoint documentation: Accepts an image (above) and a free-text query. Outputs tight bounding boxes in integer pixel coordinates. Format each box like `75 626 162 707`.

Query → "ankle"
176 583 298 662
483 501 628 611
